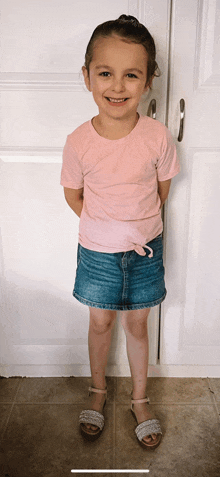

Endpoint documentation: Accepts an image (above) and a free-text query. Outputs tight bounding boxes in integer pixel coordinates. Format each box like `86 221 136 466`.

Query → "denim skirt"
73 233 166 311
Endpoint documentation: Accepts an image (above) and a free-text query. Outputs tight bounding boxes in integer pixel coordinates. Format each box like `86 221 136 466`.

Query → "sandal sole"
138 434 162 450
80 424 102 441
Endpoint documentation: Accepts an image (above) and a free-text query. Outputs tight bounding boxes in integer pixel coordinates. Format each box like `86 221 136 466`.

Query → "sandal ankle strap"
131 396 150 410
131 396 150 412
88 386 107 395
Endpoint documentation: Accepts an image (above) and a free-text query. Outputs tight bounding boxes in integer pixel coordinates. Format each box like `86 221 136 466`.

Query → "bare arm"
158 179 171 208
64 187 84 218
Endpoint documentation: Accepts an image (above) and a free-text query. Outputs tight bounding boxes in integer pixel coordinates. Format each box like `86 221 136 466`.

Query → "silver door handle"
178 99 185 142
147 99 156 119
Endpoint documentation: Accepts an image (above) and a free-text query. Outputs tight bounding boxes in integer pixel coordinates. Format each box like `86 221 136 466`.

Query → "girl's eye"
99 72 138 78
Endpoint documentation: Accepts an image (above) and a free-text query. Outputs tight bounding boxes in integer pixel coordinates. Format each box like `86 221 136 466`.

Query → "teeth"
108 98 127 103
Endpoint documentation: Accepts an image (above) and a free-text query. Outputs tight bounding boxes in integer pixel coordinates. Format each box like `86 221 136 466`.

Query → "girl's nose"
112 77 125 92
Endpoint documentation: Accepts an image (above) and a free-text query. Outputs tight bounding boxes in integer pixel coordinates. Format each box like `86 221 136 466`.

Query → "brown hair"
83 14 160 86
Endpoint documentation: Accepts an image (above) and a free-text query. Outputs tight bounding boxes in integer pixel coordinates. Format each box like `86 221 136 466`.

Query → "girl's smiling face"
82 35 151 123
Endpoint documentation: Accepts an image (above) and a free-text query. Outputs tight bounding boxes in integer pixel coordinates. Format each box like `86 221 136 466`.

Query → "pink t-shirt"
61 114 180 256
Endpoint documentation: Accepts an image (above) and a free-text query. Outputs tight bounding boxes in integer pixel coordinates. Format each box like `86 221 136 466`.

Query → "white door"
161 0 220 375
0 0 171 376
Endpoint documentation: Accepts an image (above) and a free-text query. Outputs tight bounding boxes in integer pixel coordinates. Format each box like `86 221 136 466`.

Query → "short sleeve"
60 137 84 189
156 127 180 181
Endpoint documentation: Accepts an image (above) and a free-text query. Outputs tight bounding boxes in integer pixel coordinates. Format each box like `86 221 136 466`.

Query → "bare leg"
85 307 116 431
121 308 158 444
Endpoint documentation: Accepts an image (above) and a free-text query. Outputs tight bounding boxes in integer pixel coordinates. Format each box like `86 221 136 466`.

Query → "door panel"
162 0 220 369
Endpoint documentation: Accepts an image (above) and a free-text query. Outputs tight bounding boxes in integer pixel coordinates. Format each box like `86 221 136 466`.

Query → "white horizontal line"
71 471 149 474
0 155 62 163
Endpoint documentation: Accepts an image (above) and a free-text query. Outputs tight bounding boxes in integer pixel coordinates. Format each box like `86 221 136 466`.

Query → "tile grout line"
112 377 116 470
207 377 220 421
0 401 217 405
0 378 23 440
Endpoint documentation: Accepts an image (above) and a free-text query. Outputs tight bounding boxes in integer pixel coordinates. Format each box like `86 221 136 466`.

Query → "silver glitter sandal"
131 395 162 449
79 386 107 441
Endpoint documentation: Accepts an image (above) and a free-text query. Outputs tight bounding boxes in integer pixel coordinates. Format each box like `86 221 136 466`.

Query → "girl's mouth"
106 97 128 106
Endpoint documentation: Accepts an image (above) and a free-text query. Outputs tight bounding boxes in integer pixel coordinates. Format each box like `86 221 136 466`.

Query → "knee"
122 320 147 338
121 310 149 338
90 318 115 334
89 309 116 334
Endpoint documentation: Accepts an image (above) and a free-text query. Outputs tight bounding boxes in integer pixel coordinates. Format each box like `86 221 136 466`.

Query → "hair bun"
118 14 140 27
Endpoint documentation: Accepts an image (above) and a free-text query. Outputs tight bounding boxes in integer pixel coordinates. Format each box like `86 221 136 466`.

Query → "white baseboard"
0 364 220 378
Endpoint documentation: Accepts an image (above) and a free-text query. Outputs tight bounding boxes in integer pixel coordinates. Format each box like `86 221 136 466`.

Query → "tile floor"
0 376 220 477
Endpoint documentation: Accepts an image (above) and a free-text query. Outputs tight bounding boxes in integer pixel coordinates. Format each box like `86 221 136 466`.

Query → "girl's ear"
148 76 154 89
82 66 92 92
144 76 154 92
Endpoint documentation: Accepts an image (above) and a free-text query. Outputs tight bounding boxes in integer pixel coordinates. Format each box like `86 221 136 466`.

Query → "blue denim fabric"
73 233 166 310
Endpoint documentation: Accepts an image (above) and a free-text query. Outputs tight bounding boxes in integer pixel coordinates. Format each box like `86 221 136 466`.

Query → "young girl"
61 14 180 450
